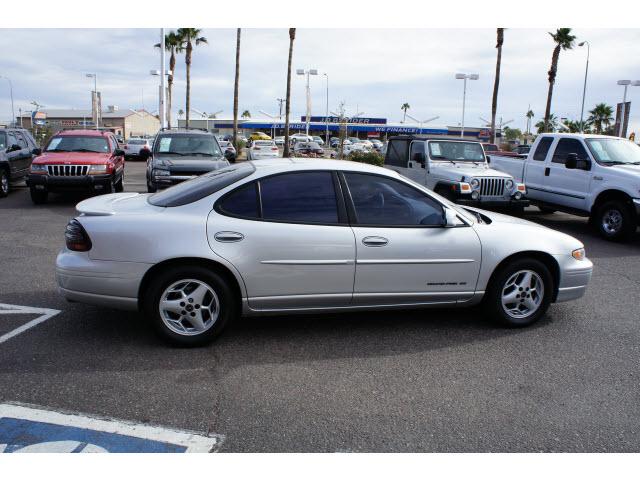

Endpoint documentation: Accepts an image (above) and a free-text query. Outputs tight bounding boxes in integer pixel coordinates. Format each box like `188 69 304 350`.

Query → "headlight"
30 164 47 173
572 248 586 260
470 178 480 189
89 164 108 174
153 169 170 176
505 179 514 190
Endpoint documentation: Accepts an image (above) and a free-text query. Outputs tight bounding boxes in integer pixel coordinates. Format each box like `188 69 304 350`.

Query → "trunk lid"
76 192 164 216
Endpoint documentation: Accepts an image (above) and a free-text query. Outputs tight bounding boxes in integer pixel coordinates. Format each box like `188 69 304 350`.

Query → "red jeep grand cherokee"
27 129 125 204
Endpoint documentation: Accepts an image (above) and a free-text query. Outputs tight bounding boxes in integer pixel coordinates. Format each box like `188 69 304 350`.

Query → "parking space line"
0 303 61 345
0 403 223 453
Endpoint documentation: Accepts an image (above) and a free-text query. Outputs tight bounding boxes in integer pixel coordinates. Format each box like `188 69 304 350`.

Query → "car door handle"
214 231 244 243
544 167 550 176
362 236 388 247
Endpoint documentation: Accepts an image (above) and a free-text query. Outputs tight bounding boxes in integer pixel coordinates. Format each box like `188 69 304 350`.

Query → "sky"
0 28 639 134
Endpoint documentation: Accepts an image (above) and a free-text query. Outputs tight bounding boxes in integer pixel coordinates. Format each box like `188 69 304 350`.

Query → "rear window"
148 162 256 207
254 141 274 146
128 139 147 145
533 137 554 161
385 140 409 167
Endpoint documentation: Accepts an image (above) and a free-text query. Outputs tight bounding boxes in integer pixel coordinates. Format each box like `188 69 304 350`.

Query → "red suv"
27 129 125 204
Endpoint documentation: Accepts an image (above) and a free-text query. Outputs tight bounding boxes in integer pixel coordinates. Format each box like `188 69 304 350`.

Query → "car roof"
56 129 112 137
248 157 400 177
157 128 212 136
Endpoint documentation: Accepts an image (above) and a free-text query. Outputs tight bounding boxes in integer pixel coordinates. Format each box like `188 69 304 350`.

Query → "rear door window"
385 140 409 167
532 137 554 161
217 182 260 219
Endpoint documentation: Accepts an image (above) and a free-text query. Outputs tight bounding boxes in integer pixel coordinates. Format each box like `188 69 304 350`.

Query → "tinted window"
409 141 425 159
14 132 28 149
385 140 409 167
149 162 255 207
532 137 554 161
0 132 6 149
552 138 589 164
218 182 259 218
344 173 444 226
260 172 338 224
6 132 17 147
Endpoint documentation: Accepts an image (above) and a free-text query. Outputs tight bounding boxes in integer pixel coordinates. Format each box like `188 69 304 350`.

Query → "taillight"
271 147 278 151
254 147 261 150
65 219 92 252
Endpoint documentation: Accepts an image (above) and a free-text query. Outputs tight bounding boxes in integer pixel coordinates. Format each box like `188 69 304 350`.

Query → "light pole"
616 80 640 137
578 41 590 133
296 68 318 136
85 73 98 129
323 73 329 145
0 76 15 127
192 108 222 132
455 73 479 138
150 68 173 129
405 113 440 134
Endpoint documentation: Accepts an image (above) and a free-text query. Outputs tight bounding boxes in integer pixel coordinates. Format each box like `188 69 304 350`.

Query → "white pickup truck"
489 133 640 241
383 136 528 211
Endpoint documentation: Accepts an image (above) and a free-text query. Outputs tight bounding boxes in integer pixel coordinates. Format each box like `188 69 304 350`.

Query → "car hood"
76 192 162 216
433 162 513 179
608 163 640 178
33 151 112 164
154 156 228 171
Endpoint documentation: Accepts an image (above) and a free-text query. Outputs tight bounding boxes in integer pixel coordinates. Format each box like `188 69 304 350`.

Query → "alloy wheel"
501 270 544 319
0 171 8 195
159 279 220 336
601 208 623 235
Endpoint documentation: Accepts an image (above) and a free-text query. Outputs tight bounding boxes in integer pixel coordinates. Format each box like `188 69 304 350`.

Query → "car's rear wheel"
484 258 553 327
114 174 124 192
593 200 637 241
142 266 237 346
0 169 9 197
29 187 48 204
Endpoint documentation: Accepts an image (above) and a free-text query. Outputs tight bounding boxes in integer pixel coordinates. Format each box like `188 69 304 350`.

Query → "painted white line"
0 303 61 345
0 403 223 453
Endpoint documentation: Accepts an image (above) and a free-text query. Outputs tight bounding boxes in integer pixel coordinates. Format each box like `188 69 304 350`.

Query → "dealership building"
17 108 160 139
177 115 498 141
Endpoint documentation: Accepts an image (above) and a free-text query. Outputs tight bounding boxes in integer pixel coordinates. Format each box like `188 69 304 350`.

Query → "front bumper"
55 249 150 311
456 197 530 208
27 173 113 192
553 254 593 303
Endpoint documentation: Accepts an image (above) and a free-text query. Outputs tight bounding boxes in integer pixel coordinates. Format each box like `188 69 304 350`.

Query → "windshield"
46 136 110 153
154 134 222 157
428 141 485 162
0 132 6 149
586 138 640 165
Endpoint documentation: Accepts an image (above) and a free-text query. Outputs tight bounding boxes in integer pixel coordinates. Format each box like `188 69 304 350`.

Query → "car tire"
0 168 9 197
115 174 124 193
30 187 48 204
484 258 553 328
593 200 637 241
142 265 237 346
147 179 157 193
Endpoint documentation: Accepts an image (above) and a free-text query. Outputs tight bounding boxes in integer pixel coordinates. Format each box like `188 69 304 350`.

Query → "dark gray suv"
0 128 40 197
143 129 230 192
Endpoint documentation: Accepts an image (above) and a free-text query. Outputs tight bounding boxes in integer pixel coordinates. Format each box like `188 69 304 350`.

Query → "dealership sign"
301 116 387 125
32 111 47 126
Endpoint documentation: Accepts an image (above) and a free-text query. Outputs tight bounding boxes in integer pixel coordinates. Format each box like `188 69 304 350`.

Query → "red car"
27 129 125 204
481 143 522 158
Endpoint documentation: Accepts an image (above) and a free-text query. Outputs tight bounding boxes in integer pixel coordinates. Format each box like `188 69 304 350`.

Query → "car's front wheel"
0 169 9 197
484 258 553 327
143 266 237 346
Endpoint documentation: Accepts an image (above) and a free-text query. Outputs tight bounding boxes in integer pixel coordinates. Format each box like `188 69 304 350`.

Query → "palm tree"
233 29 241 149
283 28 296 158
490 28 505 144
401 103 410 123
177 28 208 129
178 109 184 119
525 108 534 135
544 28 576 132
154 30 181 129
241 110 251 118
588 103 614 134
536 113 559 134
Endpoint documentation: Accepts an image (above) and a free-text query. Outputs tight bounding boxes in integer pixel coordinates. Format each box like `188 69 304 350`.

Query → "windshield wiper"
158 151 186 156
601 160 627 165
46 149 72 152
431 155 456 164
70 148 102 153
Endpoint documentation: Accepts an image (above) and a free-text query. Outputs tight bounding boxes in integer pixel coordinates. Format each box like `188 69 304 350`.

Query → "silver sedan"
56 159 593 345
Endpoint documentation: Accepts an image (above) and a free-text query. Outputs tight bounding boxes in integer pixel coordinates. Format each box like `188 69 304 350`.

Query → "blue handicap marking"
0 404 221 453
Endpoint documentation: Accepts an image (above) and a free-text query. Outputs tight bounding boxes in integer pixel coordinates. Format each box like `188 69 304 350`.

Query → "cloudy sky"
0 28 639 133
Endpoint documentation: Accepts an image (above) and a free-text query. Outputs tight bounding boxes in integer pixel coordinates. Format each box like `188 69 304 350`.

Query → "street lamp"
150 68 173 129
0 76 15 127
192 108 222 132
296 68 318 136
616 80 640 137
405 113 440 134
578 41 590 133
323 73 329 144
85 73 98 129
455 73 479 138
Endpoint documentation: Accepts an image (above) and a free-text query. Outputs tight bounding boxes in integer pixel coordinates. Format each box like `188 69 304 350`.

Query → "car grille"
46 165 89 176
479 178 506 197
169 170 204 177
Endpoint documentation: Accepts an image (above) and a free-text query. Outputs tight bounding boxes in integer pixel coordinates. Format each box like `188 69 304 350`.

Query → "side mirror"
580 159 592 171
138 149 151 161
411 152 426 164
443 208 459 227
565 153 578 169
114 148 125 157
8 144 21 152
32 148 42 156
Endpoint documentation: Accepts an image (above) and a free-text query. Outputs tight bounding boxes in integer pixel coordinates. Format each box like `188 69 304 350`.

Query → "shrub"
348 150 384 167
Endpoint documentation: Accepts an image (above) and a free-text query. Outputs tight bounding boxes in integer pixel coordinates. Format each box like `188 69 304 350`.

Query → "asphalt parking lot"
0 160 639 452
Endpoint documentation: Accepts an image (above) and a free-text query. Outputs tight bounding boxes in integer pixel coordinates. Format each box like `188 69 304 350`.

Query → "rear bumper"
27 173 113 192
